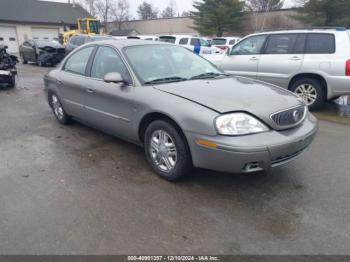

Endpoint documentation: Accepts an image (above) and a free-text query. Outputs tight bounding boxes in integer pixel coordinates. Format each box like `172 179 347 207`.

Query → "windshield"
89 21 100 34
90 36 111 42
212 38 227 45
35 40 61 48
124 45 223 84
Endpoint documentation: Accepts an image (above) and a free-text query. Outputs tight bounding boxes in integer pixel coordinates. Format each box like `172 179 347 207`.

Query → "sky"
47 0 195 19
44 0 294 19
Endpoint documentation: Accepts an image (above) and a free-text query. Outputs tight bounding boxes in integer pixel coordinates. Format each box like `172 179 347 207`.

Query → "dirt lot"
0 64 350 254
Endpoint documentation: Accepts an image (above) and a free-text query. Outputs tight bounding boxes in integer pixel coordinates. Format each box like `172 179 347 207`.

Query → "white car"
158 35 220 56
211 37 241 53
206 29 350 109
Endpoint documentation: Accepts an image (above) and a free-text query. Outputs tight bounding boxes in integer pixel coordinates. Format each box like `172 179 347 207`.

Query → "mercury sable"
44 40 318 181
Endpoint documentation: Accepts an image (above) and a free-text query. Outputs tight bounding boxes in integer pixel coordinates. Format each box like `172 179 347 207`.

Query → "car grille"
270 105 306 128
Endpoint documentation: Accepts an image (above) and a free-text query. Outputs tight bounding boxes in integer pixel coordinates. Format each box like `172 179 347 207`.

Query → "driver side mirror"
104 72 125 84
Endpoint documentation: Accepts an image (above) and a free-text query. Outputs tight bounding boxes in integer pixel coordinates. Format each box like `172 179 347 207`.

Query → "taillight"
217 46 228 50
346 59 350 76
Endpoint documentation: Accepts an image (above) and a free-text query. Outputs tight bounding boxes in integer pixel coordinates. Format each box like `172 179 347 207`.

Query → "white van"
158 35 220 55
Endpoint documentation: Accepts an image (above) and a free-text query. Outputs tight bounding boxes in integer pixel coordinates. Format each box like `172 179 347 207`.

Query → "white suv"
208 29 350 109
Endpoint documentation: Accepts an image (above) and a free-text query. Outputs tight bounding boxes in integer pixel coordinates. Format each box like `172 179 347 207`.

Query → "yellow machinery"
62 18 101 45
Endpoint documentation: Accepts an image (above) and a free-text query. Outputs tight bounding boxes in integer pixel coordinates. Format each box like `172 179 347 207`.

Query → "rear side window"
231 35 267 55
305 34 335 54
265 34 298 54
159 36 176 43
64 46 94 75
179 38 188 45
212 39 227 45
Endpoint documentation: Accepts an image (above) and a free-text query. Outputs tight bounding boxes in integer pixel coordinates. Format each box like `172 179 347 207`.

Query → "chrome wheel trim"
149 130 177 173
51 94 64 120
294 84 317 106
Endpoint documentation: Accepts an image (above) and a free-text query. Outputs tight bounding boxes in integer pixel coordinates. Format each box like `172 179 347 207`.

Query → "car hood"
154 76 304 129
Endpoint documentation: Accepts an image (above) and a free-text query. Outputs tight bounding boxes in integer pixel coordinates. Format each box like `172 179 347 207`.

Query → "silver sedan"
44 40 318 181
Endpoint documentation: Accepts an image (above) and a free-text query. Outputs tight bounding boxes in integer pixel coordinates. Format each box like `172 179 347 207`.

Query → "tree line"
79 0 350 36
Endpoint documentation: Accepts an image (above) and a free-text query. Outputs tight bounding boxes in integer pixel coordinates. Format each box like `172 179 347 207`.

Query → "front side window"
228 39 237 45
264 34 298 54
306 34 335 54
124 45 222 84
231 35 267 55
64 46 94 75
91 46 131 82
199 38 210 47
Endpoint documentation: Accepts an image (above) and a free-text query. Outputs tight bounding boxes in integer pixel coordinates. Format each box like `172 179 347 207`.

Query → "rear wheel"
49 92 71 125
144 120 192 181
290 78 325 110
20 54 27 64
8 75 15 88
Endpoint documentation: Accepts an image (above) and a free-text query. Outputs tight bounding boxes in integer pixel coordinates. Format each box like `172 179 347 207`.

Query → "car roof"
249 29 346 36
89 39 170 48
159 35 201 39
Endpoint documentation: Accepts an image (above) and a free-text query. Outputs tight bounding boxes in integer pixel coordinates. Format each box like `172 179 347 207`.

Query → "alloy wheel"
294 84 317 106
149 130 177 173
51 94 64 120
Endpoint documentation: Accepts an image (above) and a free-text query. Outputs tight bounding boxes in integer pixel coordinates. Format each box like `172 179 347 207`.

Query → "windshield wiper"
190 72 228 80
144 76 188 85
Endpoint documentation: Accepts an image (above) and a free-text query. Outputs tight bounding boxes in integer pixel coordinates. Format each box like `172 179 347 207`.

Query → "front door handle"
86 88 94 94
250 56 258 61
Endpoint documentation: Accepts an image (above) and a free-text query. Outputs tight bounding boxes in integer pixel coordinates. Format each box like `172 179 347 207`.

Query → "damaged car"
19 39 65 67
0 44 18 88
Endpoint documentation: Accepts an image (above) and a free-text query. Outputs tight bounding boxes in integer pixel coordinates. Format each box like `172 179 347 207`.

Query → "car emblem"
293 110 300 122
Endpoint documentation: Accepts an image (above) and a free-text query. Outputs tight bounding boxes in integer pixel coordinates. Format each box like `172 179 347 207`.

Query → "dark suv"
65 35 112 55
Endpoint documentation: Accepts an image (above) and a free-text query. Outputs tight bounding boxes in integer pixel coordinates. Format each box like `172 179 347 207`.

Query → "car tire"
9 75 16 88
144 120 192 181
49 92 72 125
290 78 325 110
20 54 27 64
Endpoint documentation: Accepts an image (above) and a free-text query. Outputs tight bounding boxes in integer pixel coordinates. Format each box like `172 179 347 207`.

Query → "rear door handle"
86 88 94 94
290 56 302 61
250 56 258 61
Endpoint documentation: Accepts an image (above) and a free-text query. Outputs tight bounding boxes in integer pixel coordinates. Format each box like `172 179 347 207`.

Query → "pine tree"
191 0 245 37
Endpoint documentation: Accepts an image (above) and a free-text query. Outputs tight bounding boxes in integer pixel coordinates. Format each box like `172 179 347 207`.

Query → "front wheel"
49 92 71 125
290 78 325 110
144 120 192 181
